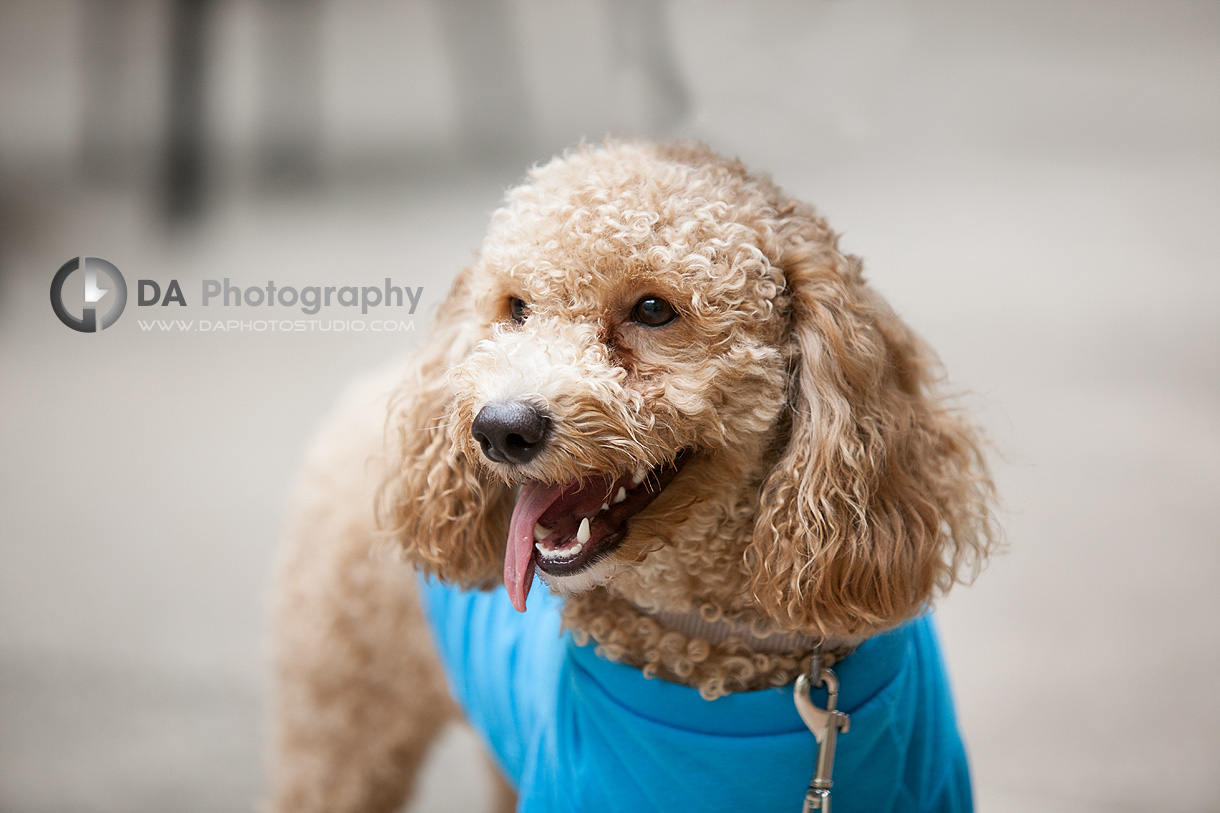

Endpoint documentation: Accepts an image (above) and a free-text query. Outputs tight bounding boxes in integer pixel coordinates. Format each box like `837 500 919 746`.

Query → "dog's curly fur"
270 140 996 812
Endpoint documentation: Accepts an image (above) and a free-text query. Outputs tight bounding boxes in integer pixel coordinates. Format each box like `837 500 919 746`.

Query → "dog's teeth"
600 502 609 512
632 466 647 485
534 523 552 541
536 540 584 562
576 518 591 544
614 487 627 504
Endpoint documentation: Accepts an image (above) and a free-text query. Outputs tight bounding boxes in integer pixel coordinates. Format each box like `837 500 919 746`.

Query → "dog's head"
381 141 994 639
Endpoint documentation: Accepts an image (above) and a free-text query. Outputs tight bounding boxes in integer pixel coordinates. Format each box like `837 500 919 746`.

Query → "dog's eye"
509 297 529 325
631 296 677 327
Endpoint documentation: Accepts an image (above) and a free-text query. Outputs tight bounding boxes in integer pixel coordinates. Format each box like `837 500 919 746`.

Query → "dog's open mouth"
504 450 691 611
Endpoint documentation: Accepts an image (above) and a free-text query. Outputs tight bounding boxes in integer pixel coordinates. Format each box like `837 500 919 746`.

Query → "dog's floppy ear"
746 209 996 638
377 267 513 588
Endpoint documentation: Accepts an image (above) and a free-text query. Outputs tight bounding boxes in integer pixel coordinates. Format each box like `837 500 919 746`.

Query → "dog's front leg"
268 376 459 813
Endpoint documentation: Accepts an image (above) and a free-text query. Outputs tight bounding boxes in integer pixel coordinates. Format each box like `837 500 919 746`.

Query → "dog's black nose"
471 401 550 465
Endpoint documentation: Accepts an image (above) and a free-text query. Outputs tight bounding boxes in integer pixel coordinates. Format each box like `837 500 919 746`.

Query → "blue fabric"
419 575 973 813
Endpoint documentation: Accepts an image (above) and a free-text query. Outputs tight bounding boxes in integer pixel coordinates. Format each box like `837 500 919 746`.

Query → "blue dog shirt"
419 576 973 812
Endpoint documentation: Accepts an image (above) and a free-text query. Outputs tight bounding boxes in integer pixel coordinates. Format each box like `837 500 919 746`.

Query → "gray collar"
639 605 843 655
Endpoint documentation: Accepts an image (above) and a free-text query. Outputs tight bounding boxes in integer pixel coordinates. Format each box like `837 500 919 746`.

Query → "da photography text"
139 277 423 316
51 257 425 335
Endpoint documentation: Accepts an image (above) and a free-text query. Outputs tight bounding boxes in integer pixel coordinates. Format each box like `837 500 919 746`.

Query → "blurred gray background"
1 1 1217 811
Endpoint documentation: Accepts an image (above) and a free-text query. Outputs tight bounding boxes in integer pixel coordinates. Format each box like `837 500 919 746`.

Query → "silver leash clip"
794 653 850 813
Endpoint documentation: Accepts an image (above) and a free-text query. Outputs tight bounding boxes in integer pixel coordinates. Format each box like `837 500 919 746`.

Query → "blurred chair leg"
81 0 134 184
604 0 691 134
164 0 209 221
257 0 323 186
435 0 532 161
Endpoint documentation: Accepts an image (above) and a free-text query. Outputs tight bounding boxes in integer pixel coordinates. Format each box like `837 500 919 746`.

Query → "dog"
269 140 997 812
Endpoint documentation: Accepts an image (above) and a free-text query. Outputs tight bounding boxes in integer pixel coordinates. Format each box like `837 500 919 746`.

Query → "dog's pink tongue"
505 481 566 612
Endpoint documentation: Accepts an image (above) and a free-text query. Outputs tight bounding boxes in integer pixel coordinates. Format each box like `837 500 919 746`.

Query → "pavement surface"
1 1 1217 811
